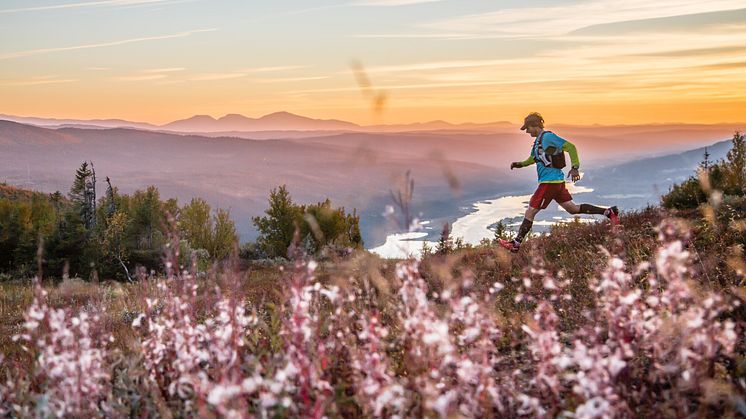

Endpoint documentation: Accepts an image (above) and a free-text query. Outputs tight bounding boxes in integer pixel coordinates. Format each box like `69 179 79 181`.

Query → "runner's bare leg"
559 200 580 214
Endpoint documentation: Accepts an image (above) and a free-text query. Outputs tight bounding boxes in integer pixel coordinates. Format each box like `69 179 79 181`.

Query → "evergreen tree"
105 177 116 217
700 147 711 171
69 161 96 231
0 199 24 272
69 162 90 204
493 220 510 241
420 241 433 258
436 222 453 255
253 185 303 258
46 207 88 278
163 198 180 221
253 187 363 258
127 186 165 268
347 208 363 248
725 131 745 193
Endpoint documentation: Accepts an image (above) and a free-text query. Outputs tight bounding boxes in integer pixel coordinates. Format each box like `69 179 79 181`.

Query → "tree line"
663 131 746 209
0 164 362 281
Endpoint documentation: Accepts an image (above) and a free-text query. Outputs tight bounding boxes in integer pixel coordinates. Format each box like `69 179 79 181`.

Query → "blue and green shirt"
518 131 580 183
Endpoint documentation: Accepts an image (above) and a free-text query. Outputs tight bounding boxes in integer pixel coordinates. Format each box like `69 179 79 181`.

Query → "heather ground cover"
1 202 744 417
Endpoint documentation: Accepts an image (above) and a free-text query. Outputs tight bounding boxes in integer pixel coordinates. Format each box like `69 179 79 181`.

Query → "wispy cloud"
343 59 537 74
287 26 746 105
185 73 326 83
184 66 313 82
114 74 168 81
106 64 317 84
142 67 186 73
241 65 311 73
628 45 746 58
252 76 329 83
0 0 193 14
696 60 746 71
355 1 746 40
354 33 473 39
250 0 444 22
420 0 746 38
0 76 78 86
0 28 217 61
188 73 246 81
344 0 746 112
154 79 186 85
351 0 445 6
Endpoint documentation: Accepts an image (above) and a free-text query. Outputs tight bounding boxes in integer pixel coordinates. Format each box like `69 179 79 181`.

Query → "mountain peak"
260 111 309 121
219 113 251 120
163 111 358 132
186 114 217 122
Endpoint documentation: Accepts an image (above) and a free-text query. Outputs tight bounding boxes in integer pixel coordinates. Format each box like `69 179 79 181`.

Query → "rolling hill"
0 120 509 246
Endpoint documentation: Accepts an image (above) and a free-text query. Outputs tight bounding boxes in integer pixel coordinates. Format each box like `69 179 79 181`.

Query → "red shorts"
529 182 572 209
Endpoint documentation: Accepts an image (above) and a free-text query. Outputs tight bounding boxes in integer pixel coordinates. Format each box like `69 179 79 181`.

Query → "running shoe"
604 206 620 225
498 238 521 253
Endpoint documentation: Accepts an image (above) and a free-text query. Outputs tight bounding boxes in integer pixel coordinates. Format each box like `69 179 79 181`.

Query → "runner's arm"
562 141 580 168
518 155 535 167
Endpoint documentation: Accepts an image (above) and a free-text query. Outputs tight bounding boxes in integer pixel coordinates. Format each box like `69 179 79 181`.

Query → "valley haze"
0 113 740 251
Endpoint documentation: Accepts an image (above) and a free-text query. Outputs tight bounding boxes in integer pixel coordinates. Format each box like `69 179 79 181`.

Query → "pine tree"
105 177 116 217
700 147 711 171
49 191 63 226
130 186 164 251
69 161 96 231
347 208 363 248
493 220 509 241
89 162 96 229
725 131 745 193
436 222 453 255
70 162 91 204
253 186 362 258
252 185 303 258
420 241 433 258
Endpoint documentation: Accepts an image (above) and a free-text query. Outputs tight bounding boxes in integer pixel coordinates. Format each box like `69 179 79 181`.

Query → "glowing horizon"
1 0 746 126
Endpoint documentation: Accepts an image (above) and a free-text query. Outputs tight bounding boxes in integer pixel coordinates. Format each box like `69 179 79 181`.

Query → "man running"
498 112 619 253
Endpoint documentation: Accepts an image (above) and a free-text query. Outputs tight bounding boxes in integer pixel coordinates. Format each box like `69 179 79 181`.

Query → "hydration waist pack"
533 131 567 169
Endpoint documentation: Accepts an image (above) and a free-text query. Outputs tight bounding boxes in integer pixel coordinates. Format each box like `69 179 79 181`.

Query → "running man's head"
520 112 544 138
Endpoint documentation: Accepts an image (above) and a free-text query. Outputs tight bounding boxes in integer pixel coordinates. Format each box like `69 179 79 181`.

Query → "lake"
369 183 598 259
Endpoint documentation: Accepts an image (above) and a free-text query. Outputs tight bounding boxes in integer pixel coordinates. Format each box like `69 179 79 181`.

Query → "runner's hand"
568 168 580 182
510 162 521 170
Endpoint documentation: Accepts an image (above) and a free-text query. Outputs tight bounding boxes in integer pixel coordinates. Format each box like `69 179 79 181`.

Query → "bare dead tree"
388 170 415 231
89 161 97 229
105 176 116 217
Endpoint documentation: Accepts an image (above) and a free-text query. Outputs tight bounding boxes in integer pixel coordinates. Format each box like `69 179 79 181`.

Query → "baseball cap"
520 112 544 130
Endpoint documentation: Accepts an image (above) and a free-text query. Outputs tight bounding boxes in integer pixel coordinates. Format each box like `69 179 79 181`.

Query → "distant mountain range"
0 114 159 130
1 111 742 145
0 111 517 134
162 112 360 132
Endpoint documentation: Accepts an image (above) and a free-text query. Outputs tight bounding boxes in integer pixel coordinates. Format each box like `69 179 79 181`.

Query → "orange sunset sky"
1 0 745 126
